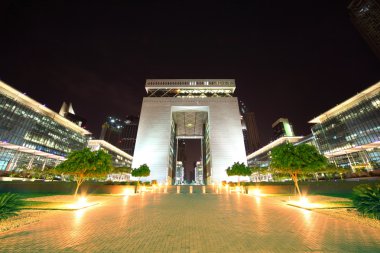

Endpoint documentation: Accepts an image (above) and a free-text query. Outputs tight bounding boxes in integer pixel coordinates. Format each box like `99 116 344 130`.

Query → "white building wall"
132 97 247 183
131 98 172 182
208 99 247 182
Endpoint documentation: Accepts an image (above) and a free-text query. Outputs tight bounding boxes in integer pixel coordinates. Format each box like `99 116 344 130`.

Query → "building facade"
310 81 380 171
132 79 247 184
100 115 139 155
239 101 260 154
348 0 380 59
0 81 90 171
272 118 295 140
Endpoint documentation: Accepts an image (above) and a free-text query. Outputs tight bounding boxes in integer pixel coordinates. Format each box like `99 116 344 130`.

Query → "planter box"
0 177 35 182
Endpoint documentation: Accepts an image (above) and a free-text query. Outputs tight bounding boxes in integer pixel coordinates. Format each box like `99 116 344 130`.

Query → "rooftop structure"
272 118 295 140
309 81 380 124
145 79 236 97
246 136 303 163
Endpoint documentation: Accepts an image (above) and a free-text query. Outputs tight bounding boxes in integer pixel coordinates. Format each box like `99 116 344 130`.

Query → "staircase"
164 185 215 194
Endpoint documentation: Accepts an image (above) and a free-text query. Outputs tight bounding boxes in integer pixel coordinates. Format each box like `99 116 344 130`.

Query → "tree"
270 143 328 196
226 162 251 185
131 164 150 185
55 148 113 197
113 166 132 174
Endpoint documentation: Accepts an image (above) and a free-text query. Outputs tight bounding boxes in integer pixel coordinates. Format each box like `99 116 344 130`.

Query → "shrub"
0 193 25 220
352 184 380 219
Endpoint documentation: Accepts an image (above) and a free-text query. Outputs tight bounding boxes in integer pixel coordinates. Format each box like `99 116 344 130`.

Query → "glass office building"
0 81 90 171
310 81 380 171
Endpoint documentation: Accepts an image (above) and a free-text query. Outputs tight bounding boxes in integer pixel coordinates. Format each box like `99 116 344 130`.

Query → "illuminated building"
88 139 133 181
348 0 380 59
272 118 295 140
194 161 204 185
309 81 380 171
100 115 139 155
175 161 184 185
0 81 90 171
132 79 247 184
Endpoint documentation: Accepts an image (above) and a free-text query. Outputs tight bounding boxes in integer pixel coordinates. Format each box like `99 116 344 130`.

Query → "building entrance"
170 110 209 185
174 139 204 185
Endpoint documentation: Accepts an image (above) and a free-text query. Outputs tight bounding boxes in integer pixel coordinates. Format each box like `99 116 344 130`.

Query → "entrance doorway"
170 109 210 185
175 138 203 184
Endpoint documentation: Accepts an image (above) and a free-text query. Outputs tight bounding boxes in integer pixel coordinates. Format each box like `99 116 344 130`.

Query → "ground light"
251 189 265 196
67 196 96 210
123 188 134 195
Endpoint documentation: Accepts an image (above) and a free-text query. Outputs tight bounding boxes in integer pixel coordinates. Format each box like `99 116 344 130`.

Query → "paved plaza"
1 192 380 252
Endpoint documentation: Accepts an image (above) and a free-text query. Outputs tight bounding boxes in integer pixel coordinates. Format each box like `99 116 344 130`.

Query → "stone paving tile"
0 193 380 252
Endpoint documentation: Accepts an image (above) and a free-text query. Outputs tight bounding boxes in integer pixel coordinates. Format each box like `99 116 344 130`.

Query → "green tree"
112 166 132 174
270 143 328 196
226 162 251 185
55 148 113 196
131 164 150 185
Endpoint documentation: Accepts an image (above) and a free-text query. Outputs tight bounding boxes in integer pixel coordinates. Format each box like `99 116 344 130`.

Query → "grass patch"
311 192 353 199
16 193 66 199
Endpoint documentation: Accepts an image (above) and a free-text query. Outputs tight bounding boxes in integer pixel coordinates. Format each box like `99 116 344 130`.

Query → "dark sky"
1 1 379 146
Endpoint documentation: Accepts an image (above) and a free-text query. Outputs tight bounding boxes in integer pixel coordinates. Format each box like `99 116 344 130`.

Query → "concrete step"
164 185 212 194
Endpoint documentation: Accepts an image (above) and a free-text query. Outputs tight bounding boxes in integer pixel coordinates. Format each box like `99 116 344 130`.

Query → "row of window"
146 81 234 86
0 94 88 157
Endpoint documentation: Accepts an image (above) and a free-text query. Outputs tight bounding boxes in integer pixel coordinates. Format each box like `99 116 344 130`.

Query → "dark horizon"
1 1 379 147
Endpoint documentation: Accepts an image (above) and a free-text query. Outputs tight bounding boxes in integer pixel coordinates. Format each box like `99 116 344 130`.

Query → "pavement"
1 192 380 252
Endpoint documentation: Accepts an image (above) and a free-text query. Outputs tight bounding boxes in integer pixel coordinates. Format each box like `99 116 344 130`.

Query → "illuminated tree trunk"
290 173 301 196
74 175 84 197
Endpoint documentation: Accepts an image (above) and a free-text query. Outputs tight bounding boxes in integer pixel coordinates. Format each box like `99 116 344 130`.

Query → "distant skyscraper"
59 102 87 127
194 161 204 185
100 116 139 155
348 0 380 59
239 101 260 154
272 118 295 140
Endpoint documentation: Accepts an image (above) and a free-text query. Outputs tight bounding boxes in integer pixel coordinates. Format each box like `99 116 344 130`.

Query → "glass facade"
0 88 89 171
311 85 380 170
100 116 139 156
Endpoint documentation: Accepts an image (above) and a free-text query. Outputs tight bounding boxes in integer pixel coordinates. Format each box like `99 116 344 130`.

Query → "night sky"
1 1 379 146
